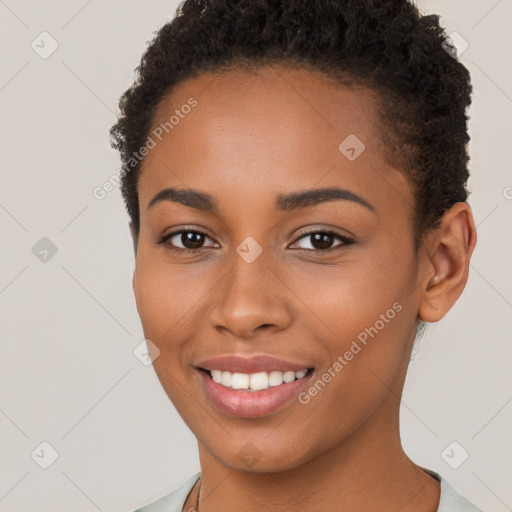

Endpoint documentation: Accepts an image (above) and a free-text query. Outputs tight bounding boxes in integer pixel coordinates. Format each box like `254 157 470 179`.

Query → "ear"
418 202 477 323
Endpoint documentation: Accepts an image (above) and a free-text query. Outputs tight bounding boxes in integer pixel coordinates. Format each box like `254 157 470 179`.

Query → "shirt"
134 468 484 512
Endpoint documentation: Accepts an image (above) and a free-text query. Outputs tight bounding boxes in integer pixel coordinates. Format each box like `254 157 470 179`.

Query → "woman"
110 1 481 510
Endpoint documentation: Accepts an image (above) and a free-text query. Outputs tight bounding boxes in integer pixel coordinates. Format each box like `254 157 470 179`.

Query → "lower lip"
198 370 313 418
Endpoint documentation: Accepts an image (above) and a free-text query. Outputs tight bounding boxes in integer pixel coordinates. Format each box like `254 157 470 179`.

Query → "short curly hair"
109 0 473 242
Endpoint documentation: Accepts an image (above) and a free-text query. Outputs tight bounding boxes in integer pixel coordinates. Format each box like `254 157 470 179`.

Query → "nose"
209 251 292 339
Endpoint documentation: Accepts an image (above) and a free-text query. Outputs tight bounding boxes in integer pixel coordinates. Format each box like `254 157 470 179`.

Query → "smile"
197 367 314 418
206 369 309 391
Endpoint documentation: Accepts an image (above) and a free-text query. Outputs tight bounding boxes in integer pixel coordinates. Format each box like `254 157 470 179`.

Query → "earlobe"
418 202 477 323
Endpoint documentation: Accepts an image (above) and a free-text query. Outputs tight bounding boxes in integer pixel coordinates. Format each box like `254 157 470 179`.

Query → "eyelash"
157 228 355 255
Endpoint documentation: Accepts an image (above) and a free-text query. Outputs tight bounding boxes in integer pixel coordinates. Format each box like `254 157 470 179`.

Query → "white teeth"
283 371 296 383
295 369 307 379
221 371 232 387
268 371 284 387
231 373 250 389
207 369 309 391
249 372 268 390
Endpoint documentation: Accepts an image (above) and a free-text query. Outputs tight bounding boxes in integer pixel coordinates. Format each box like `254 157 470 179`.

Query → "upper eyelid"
289 230 352 250
163 228 352 248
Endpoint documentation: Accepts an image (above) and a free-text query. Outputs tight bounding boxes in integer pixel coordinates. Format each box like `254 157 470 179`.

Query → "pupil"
179 232 334 250
183 231 204 249
312 233 333 250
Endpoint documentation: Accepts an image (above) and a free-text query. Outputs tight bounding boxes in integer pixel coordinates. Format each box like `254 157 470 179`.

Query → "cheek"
295 245 413 334
133 266 170 339
132 254 204 410
133 250 208 341
296 244 417 408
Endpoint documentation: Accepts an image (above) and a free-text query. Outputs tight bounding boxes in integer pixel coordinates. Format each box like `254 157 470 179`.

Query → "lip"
194 354 313 373
198 367 314 418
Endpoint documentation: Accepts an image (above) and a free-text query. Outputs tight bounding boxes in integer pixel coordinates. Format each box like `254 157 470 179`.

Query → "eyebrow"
147 186 376 213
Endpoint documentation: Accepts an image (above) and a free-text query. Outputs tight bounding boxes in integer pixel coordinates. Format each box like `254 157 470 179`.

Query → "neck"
194 393 440 512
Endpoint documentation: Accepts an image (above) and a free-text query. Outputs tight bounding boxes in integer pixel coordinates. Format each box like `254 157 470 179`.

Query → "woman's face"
132 66 428 472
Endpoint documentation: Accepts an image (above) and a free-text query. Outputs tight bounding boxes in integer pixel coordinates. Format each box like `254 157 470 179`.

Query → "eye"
290 229 354 252
157 228 354 255
157 229 219 253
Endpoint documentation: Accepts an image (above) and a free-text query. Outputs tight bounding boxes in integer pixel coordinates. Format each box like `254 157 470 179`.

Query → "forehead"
150 66 384 159
138 66 413 218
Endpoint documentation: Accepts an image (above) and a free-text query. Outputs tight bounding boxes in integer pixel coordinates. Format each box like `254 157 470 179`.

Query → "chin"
201 435 317 475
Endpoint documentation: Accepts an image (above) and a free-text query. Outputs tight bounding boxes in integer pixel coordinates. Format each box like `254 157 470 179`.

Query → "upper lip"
195 355 313 374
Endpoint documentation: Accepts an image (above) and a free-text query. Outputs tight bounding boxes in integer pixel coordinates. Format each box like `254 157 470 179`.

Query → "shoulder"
424 468 484 512
133 472 201 512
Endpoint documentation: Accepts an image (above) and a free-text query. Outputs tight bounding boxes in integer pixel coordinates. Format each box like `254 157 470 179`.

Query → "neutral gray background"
0 1 510 511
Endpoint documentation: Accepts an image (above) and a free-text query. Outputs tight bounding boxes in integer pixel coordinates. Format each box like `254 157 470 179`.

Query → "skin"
130 66 477 512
